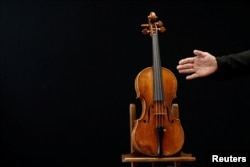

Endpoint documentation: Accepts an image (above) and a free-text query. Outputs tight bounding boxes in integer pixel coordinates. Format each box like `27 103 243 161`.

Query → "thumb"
193 49 206 58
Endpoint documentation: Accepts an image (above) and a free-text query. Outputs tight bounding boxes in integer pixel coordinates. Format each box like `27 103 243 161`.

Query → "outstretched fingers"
178 68 196 74
177 59 195 74
178 57 194 65
186 73 199 80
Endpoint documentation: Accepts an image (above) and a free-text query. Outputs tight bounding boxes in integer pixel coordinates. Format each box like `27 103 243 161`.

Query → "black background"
1 1 250 167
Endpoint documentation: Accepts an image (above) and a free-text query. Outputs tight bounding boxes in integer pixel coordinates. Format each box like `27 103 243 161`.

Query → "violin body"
131 12 184 157
131 67 184 156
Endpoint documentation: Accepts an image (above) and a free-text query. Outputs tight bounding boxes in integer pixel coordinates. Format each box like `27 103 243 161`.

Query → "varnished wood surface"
122 152 196 162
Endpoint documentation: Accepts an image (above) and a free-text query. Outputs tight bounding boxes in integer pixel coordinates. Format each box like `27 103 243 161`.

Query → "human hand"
176 49 218 80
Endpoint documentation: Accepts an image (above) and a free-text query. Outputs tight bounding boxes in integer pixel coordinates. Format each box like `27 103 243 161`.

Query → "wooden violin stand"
122 103 196 167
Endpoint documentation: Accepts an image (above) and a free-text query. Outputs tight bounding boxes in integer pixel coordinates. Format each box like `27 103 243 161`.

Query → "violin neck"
152 32 164 101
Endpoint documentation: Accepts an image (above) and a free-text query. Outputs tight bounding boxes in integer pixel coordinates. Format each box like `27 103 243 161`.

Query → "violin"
131 12 184 157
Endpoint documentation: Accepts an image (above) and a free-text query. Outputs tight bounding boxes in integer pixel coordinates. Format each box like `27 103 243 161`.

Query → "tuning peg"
141 24 149 28
142 28 150 35
158 27 166 33
156 21 163 27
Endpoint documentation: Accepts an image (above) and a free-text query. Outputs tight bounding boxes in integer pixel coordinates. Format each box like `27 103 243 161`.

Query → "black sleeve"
210 50 250 80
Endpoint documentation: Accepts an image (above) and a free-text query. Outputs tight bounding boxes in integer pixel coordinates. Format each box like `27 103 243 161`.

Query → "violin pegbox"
141 12 166 36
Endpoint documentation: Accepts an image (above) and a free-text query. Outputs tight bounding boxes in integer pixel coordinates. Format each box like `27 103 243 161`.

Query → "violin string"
157 34 164 128
155 31 164 128
153 32 158 128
